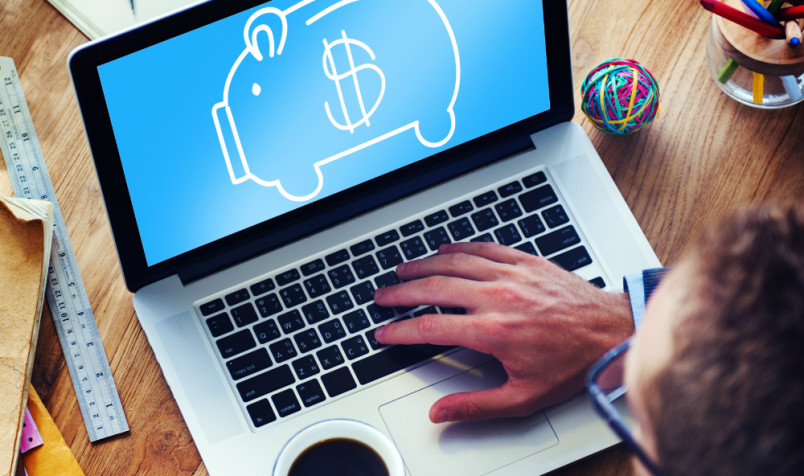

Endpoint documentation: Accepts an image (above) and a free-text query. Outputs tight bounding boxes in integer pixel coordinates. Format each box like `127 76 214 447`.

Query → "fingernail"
374 326 385 341
374 287 385 300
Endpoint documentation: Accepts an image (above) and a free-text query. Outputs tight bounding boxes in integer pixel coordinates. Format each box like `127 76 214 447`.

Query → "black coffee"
288 438 389 476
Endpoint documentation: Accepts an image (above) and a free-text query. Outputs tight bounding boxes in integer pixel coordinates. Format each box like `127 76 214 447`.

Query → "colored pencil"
786 20 803 47
767 0 786 15
781 75 803 101
753 72 764 104
700 0 785 38
740 0 781 25
777 5 804 21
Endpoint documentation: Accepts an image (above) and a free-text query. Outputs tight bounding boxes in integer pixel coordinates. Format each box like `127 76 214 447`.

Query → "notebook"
68 0 661 474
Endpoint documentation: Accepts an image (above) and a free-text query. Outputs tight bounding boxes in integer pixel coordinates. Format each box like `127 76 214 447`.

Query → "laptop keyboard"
196 167 606 430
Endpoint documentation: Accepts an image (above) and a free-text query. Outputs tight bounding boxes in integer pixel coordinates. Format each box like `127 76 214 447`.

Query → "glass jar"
706 14 804 109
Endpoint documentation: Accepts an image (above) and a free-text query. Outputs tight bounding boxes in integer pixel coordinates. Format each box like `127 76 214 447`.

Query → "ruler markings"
0 57 128 442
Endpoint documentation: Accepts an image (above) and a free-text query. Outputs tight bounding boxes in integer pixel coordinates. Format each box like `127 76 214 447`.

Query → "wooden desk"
2 0 802 474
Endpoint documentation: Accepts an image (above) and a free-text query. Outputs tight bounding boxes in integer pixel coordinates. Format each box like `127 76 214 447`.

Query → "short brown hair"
651 203 804 475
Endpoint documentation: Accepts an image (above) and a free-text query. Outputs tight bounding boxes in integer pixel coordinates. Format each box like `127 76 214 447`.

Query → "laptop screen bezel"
69 0 574 292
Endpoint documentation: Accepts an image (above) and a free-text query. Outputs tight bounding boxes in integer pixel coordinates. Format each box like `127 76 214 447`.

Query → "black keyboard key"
341 335 370 360
473 190 498 207
297 380 327 407
495 198 523 222
367 303 396 324
246 399 276 427
300 258 326 277
301 300 330 325
374 271 401 289
471 233 494 243
254 320 281 344
319 319 347 343
280 283 307 308
352 255 380 280
272 389 302 417
522 171 547 188
518 215 546 238
439 307 467 315
350 281 376 305
514 241 538 256
326 291 354 315
424 210 449 227
206 313 233 338
325 249 351 266
303 274 331 298
200 298 224 316
535 225 581 256
231 302 259 327
542 204 570 228
237 365 294 402
376 246 404 270
589 276 606 288
255 294 283 318
216 329 256 359
276 269 301 286
321 367 357 397
449 200 474 217
551 246 593 271
498 181 523 197
225 288 250 307
519 185 558 212
317 345 345 370
226 348 272 381
448 217 475 241
494 224 522 246
350 239 375 256
375 230 400 246
423 227 451 251
277 310 306 334
250 278 275 297
269 338 298 363
328 265 356 289
400 219 425 237
343 309 371 334
471 208 499 232
294 329 323 353
400 236 428 260
291 355 321 380
352 344 453 385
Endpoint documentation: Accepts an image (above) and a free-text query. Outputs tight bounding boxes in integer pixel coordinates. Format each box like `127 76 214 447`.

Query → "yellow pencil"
753 72 764 104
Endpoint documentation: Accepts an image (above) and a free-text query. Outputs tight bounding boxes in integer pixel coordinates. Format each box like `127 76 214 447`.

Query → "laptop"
68 0 660 474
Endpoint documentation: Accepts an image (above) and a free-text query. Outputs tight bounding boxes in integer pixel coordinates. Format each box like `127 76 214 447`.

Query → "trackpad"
379 361 559 476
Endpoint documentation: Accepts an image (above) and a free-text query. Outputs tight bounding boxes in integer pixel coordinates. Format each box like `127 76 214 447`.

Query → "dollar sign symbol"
322 30 386 134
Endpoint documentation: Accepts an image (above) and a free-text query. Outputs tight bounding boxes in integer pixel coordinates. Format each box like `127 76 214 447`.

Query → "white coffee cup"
272 419 405 476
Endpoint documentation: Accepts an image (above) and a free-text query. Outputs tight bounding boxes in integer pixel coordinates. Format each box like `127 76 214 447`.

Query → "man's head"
625 203 804 476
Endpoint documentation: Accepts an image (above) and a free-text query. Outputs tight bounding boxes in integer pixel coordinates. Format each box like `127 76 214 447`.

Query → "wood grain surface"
1 0 802 474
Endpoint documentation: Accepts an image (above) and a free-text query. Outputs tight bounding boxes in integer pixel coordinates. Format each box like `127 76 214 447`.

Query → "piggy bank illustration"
212 0 460 202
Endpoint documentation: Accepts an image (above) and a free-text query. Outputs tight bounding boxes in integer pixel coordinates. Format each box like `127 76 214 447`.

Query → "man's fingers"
374 313 486 350
437 241 531 266
374 275 487 309
427 384 539 423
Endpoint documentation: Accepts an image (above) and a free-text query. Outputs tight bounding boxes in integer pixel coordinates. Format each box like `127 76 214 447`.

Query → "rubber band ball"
580 58 660 135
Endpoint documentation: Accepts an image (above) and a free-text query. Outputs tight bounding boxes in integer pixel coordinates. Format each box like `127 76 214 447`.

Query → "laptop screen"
95 0 550 267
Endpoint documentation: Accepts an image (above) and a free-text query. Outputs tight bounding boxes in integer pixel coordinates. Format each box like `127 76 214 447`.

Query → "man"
374 203 804 474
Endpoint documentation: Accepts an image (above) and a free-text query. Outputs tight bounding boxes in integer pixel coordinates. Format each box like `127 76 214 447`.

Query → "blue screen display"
98 0 549 266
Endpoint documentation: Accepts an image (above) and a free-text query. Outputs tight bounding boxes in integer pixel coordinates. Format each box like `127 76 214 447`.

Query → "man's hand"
373 242 633 423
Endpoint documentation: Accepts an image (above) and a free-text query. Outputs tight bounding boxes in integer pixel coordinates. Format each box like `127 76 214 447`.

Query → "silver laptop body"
69 0 660 474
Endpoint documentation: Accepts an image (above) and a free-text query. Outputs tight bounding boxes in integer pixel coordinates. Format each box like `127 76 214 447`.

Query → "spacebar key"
353 344 453 385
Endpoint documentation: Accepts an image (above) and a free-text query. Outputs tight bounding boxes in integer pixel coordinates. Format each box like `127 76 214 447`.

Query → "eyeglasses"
587 339 664 476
